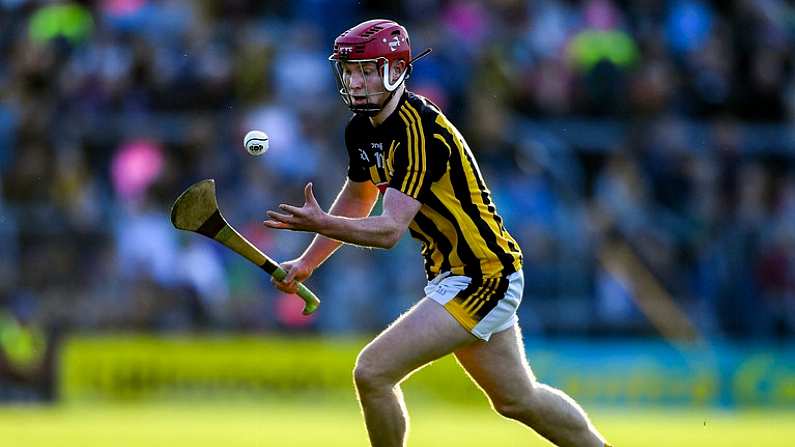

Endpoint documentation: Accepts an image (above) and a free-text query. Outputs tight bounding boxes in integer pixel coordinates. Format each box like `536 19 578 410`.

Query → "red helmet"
329 19 412 114
330 19 411 67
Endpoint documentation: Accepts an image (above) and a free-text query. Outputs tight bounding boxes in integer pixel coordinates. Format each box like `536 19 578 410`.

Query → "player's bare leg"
454 323 611 447
353 298 475 447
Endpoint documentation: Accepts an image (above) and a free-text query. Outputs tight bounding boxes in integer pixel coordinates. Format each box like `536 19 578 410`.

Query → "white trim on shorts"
424 270 524 341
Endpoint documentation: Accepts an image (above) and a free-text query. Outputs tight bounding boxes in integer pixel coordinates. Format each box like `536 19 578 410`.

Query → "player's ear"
391 60 406 83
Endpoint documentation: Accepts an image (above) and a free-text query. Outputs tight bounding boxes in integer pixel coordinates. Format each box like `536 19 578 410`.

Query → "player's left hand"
264 183 328 232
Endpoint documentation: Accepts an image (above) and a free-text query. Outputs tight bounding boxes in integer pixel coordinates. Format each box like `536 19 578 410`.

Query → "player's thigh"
453 323 536 404
356 298 476 383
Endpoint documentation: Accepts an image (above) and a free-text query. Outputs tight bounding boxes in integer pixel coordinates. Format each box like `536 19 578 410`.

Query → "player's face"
340 61 385 107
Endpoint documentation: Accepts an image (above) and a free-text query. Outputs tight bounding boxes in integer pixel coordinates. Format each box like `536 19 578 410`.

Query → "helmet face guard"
329 19 413 116
329 56 408 116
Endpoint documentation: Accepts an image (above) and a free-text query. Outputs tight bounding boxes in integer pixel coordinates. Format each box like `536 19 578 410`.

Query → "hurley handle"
268 265 320 315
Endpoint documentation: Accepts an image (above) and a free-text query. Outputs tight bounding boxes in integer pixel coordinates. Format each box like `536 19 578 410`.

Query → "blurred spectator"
0 294 58 402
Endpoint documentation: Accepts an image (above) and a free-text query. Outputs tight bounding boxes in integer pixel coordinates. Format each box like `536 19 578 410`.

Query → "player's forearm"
298 190 376 267
316 214 403 249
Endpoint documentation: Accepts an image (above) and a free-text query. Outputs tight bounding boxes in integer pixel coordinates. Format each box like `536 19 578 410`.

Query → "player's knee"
494 398 533 421
492 385 539 422
353 353 392 393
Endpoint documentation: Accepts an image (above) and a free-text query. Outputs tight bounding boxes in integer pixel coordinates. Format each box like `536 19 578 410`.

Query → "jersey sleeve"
389 111 450 201
344 117 371 182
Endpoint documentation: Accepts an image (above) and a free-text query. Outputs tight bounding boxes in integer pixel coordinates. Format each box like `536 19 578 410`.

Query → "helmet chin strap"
350 103 382 116
351 86 403 117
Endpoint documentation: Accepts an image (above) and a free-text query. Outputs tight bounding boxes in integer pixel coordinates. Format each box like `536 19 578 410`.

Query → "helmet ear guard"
380 48 432 92
382 59 407 92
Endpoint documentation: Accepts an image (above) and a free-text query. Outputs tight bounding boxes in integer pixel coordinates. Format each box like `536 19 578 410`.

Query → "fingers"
267 210 294 221
276 262 298 292
265 209 301 230
278 203 303 215
270 276 298 294
264 183 320 232
271 261 303 294
263 219 293 229
284 266 298 284
264 209 292 228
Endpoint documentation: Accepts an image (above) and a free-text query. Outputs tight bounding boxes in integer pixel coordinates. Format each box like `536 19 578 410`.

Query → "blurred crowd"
1 0 795 345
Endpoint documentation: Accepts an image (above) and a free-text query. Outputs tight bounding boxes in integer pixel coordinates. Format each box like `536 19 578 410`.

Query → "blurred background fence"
2 0 795 408
57 335 795 408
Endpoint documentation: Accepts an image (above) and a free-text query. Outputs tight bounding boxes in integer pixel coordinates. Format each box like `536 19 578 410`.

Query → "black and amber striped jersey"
345 91 523 280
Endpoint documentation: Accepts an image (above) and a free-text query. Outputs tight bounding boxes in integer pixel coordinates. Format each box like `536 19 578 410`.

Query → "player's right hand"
272 258 314 294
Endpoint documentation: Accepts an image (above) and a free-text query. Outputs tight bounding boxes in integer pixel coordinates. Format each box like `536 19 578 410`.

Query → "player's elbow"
375 210 412 249
376 229 401 249
376 223 404 249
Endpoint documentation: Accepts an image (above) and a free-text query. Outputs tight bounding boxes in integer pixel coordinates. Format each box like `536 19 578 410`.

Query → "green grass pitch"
0 399 793 446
